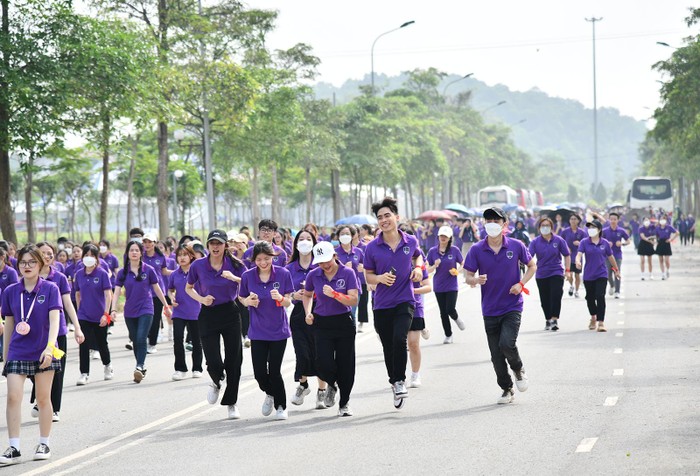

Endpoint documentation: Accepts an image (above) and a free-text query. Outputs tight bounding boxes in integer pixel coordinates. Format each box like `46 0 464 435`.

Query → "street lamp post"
371 20 415 95
479 100 506 114
442 73 474 98
586 16 603 190
173 169 184 234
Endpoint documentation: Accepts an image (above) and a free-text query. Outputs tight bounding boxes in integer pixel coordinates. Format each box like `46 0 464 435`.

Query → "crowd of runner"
0 199 693 466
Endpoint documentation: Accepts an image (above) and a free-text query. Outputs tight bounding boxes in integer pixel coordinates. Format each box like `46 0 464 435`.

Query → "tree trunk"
157 121 169 240
83 197 94 242
431 175 437 210
331 169 340 223
24 152 36 243
0 0 16 243
99 112 110 240
420 183 426 212
305 165 312 224
406 181 415 218
271 162 280 223
251 167 261 228
126 136 137 240
42 201 48 241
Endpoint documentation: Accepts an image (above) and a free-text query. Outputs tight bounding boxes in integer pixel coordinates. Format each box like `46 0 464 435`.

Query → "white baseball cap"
143 232 158 242
438 225 453 238
312 241 335 264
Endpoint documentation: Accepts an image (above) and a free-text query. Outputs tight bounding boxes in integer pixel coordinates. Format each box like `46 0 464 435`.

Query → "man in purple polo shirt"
463 207 536 405
242 219 288 268
560 214 586 298
363 196 424 409
601 212 630 299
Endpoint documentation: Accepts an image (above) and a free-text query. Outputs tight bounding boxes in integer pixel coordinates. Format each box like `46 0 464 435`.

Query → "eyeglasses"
259 227 274 233
19 260 39 268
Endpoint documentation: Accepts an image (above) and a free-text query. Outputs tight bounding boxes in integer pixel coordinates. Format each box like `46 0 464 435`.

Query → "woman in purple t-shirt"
655 216 679 280
0 245 63 464
637 218 656 280
239 242 294 421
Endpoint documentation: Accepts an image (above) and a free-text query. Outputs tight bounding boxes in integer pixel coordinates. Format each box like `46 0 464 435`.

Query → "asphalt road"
1 242 699 475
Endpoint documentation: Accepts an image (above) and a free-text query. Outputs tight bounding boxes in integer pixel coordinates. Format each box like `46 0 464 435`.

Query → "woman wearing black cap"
574 220 620 332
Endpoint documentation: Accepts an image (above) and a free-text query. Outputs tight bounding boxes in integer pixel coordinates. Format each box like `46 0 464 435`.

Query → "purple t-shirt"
463 236 532 317
187 256 245 305
363 231 422 310
52 261 65 274
102 253 120 288
427 245 464 292
413 268 430 318
452 225 464 250
74 267 111 322
1 278 63 361
242 243 288 268
305 265 359 317
528 234 570 279
601 226 630 259
655 225 677 242
143 252 168 293
168 267 201 320
0 263 19 292
239 266 294 341
577 237 613 281
285 260 317 304
639 225 656 239
116 263 159 317
560 227 586 256
335 245 364 294
44 267 70 336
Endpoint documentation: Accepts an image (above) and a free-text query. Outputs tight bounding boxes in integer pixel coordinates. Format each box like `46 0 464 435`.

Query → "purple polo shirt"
44 267 70 336
143 252 168 293
363 230 422 310
601 226 630 259
655 225 677 241
166 257 177 271
285 260 317 304
239 266 294 341
305 265 358 317
74 267 111 322
52 261 65 274
452 225 464 250
639 225 656 239
463 236 532 317
423 227 438 252
242 243 288 268
102 253 120 288
335 245 364 294
629 220 640 235
116 264 159 317
528 234 570 279
560 227 586 256
65 259 110 302
168 268 201 320
0 263 19 292
187 256 245 304
413 269 429 318
577 237 613 280
1 278 63 361
427 245 464 292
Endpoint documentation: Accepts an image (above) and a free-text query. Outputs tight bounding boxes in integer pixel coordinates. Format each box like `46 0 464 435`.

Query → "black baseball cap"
483 207 508 221
586 220 603 230
206 229 228 243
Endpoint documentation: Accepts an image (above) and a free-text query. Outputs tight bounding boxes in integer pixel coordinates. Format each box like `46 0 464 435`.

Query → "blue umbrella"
444 203 470 215
467 208 483 217
335 214 378 226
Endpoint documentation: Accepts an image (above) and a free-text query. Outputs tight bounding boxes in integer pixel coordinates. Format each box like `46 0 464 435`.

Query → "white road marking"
576 437 599 453
613 368 624 376
604 396 619 406
614 348 623 354
615 332 624 337
617 311 625 315
617 321 625 325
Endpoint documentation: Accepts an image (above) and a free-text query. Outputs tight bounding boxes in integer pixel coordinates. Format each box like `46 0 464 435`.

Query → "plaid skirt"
2 360 62 377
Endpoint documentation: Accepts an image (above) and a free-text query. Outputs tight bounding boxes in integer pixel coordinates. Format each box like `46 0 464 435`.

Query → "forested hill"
314 73 648 191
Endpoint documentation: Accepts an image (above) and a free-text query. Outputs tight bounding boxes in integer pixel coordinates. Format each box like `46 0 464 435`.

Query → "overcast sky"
246 0 696 121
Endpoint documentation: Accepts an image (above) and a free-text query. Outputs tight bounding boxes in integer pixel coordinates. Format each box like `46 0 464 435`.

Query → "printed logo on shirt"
141 273 147 280
337 279 346 289
155 260 161 265
599 245 605 250
553 242 558 248
403 246 410 255
93 277 100 284
1 274 6 280
448 254 453 260
506 251 514 260
272 282 280 290
353 255 358 261
272 256 279 263
37 295 46 304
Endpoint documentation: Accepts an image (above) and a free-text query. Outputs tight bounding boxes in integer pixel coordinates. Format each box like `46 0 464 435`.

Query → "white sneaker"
443 335 453 344
497 388 514 404
207 382 220 404
409 374 422 388
157 333 166 344
454 317 466 331
274 406 288 420
357 322 364 333
31 405 39 418
614 292 620 299
168 325 174 341
574 291 580 298
52 412 60 422
172 371 186 381
291 384 310 406
338 405 353 417
262 394 275 416
641 273 646 281
513 368 529 392
147 345 157 354
192 371 203 378
393 381 409 398
76 373 89 386
608 287 614 296
661 273 666 280
103 365 114 380
324 386 338 408
315 390 327 409
420 328 430 340
227 404 241 420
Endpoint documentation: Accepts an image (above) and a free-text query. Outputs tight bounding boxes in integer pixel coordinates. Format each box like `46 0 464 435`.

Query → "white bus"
628 177 673 212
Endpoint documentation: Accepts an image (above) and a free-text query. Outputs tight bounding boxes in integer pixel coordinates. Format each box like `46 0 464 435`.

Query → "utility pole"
199 0 216 229
586 17 603 191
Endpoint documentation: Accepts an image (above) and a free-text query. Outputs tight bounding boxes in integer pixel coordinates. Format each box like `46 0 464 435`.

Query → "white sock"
411 372 419 379
9 438 19 451
39 437 49 446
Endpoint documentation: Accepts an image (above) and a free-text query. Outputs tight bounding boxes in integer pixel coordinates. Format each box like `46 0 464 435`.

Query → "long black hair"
119 240 146 281
289 229 317 265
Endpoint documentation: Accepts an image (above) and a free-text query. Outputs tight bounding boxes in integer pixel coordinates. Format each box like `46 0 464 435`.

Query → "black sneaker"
324 385 337 408
33 443 51 461
544 320 551 331
551 320 559 331
0 446 21 465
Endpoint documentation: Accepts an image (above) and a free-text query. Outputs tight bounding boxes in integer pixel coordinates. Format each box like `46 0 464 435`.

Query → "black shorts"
409 316 425 331
655 241 672 256
638 240 655 256
570 262 582 274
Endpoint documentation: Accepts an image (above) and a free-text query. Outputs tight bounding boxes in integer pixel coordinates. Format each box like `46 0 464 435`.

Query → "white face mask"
643 220 650 227
99 246 108 254
659 220 667 226
131 237 143 244
297 240 313 255
484 222 503 238
57 244 65 251
339 235 352 245
587 228 599 237
65 247 73 255
82 256 97 268
540 226 551 235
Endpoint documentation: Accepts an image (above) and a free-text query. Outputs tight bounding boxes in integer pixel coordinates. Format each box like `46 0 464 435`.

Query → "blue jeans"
483 311 523 390
125 314 153 369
